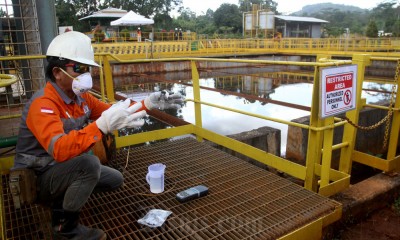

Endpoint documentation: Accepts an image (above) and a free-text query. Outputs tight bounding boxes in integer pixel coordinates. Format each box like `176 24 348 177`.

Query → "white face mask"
59 68 93 96
71 72 93 96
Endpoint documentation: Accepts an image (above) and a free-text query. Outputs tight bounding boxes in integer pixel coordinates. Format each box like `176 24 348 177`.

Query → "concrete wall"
208 126 281 170
286 105 395 168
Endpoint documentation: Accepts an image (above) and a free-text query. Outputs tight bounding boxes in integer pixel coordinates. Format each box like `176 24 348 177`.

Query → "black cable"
0 147 16 156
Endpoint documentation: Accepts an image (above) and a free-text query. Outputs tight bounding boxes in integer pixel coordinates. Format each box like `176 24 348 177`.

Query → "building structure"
275 15 328 38
243 5 328 39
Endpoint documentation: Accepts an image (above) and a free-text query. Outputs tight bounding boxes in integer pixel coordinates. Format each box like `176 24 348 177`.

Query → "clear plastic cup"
146 163 166 193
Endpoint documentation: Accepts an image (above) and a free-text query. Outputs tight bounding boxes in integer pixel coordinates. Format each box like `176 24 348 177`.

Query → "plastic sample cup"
146 163 166 193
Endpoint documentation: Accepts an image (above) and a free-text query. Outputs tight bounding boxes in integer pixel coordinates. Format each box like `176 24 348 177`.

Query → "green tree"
153 13 174 31
195 10 217 35
60 0 100 18
239 0 278 13
170 8 217 35
55 0 91 32
392 20 400 37
308 7 369 36
366 19 378 37
370 1 398 33
100 0 183 17
56 0 183 32
174 8 197 32
214 4 242 34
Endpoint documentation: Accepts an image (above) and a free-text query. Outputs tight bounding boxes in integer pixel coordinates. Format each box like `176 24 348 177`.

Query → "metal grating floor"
2 137 341 239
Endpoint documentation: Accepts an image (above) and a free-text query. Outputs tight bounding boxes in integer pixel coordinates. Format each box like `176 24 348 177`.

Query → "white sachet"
137 209 172 228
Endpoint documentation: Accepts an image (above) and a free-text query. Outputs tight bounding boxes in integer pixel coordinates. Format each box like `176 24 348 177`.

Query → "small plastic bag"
137 209 172 228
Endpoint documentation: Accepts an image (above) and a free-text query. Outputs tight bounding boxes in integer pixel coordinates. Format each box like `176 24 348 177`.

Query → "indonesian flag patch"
40 107 54 114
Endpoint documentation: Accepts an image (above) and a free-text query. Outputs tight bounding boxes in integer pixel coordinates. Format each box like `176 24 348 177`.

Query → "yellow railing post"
304 66 324 192
0 176 5 240
191 60 203 141
339 54 371 173
320 117 335 188
386 59 400 163
98 56 106 102
102 55 115 103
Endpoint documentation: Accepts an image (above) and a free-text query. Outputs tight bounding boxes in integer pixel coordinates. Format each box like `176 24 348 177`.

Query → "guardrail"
0 54 399 198
91 38 400 60
85 31 197 43
349 57 400 172
98 54 382 197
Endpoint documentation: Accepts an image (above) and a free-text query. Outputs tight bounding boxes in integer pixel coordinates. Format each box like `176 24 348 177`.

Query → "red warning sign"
326 73 353 92
321 65 357 118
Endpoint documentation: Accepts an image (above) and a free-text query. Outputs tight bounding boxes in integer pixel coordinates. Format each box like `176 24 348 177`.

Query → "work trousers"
36 154 123 212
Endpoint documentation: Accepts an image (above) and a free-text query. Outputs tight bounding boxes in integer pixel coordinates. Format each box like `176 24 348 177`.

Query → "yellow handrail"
0 74 17 88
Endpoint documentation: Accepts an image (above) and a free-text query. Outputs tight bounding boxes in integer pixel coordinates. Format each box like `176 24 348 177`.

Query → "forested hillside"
293 1 400 37
293 3 365 15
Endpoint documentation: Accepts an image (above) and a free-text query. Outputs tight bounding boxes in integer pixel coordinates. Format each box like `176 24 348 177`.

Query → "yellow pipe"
0 114 21 120
0 55 45 60
370 57 400 61
331 142 350 151
186 99 347 132
0 74 18 87
98 54 353 67
365 104 399 111
89 91 110 102
186 98 311 130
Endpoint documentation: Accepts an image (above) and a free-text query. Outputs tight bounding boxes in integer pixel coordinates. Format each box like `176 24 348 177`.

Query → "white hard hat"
175 28 177 30
46 31 99 67
138 27 141 30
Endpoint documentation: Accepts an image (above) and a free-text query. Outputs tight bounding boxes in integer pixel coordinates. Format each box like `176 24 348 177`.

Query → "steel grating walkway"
2 137 341 239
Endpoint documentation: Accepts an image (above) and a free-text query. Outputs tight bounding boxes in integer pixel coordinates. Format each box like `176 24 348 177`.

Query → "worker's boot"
52 209 106 240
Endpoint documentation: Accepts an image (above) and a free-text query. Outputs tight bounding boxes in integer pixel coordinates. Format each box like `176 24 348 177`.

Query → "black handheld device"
176 185 209 203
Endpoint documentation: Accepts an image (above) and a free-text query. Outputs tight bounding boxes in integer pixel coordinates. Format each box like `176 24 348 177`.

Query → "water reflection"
111 68 393 155
362 82 395 103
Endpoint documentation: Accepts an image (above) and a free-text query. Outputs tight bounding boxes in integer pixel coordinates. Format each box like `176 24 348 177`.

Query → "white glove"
143 91 183 110
96 99 147 133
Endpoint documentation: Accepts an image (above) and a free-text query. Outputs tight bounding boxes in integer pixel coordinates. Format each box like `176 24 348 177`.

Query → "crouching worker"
13 31 183 240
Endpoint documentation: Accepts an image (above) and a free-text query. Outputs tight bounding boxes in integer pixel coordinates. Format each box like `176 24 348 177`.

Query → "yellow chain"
343 59 399 150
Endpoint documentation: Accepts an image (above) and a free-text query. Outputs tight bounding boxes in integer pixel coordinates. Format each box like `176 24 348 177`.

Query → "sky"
180 0 388 15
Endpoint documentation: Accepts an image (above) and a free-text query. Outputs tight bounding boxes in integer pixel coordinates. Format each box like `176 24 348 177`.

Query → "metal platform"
2 137 341 239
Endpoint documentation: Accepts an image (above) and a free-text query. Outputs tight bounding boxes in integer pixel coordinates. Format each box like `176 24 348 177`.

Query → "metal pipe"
0 114 21 120
0 136 18 149
365 104 399 111
36 0 57 84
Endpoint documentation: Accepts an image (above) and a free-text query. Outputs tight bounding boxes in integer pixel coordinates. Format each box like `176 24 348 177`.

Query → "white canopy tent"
79 7 127 21
79 7 129 41
111 11 155 41
110 10 154 26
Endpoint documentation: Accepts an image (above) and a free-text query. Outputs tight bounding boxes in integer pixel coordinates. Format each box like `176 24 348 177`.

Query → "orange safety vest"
15 81 109 163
